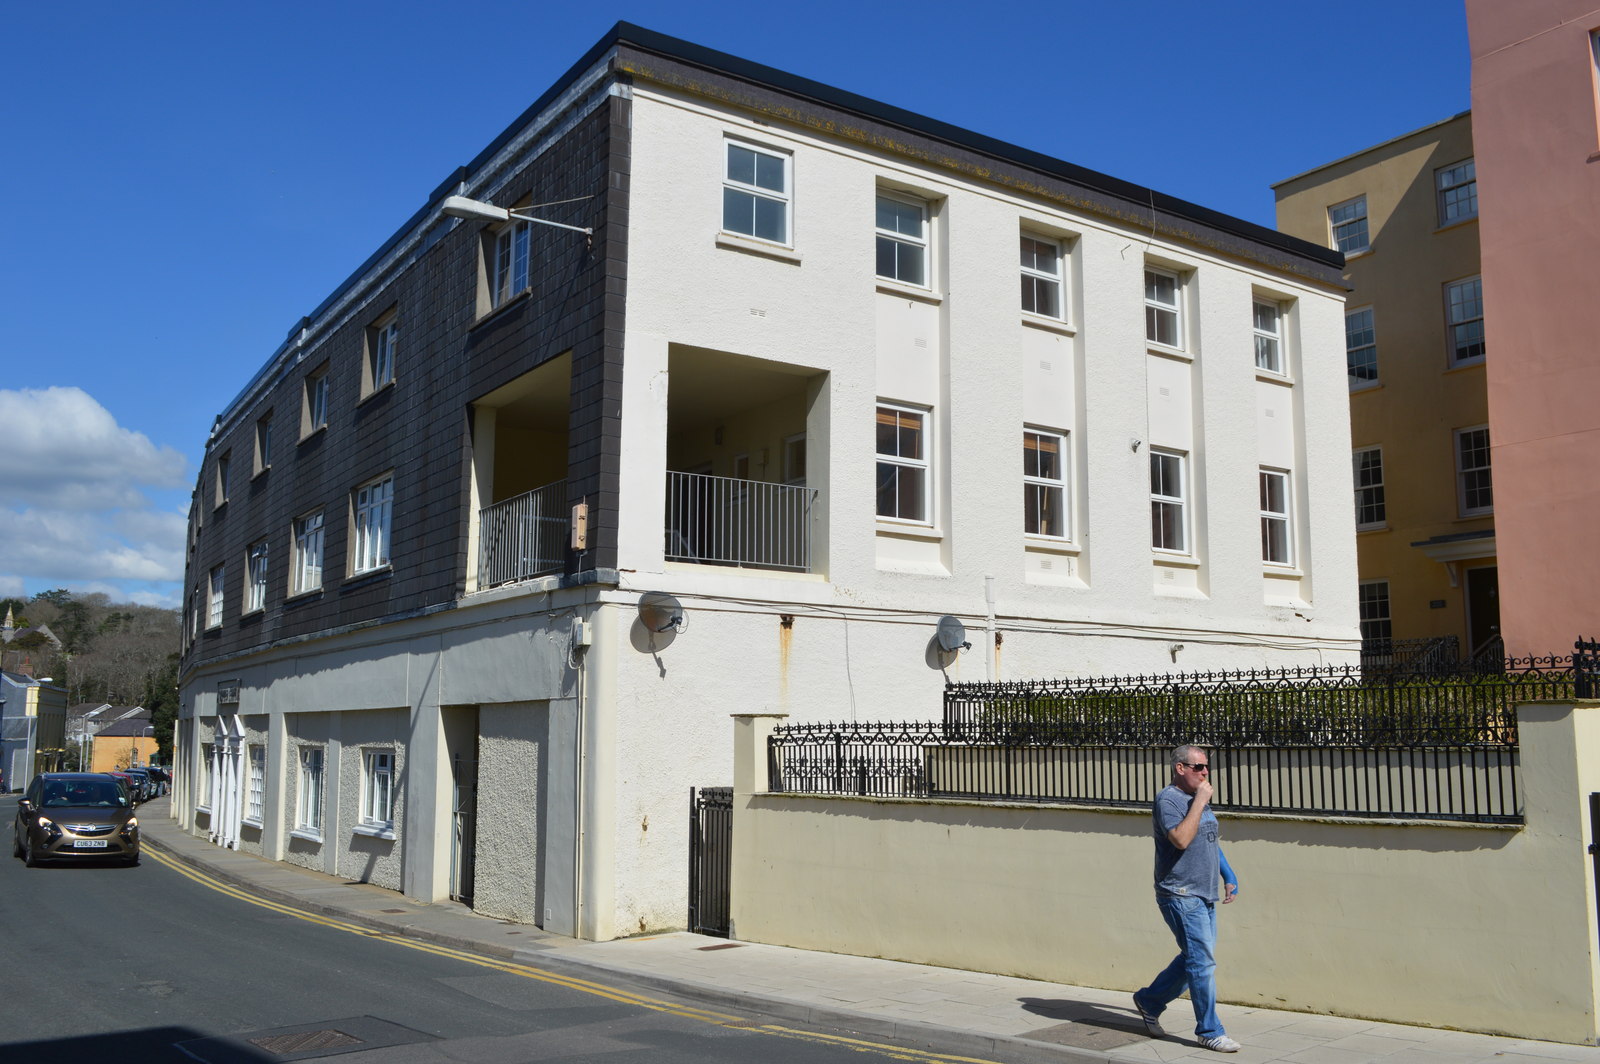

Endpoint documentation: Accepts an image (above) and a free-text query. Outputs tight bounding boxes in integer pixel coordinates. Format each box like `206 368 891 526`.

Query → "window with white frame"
352 475 393 574
1346 307 1378 387
1144 268 1182 348
875 404 929 523
1253 299 1284 374
722 140 789 245
875 194 928 287
207 564 225 629
1359 580 1392 643
291 510 324 595
302 364 329 437
1020 234 1064 319
1149 449 1188 553
296 747 324 834
255 412 273 475
1329 195 1370 254
190 586 200 640
1353 447 1386 530
1023 429 1069 539
246 745 265 823
783 433 806 486
199 743 213 805
366 311 397 395
246 540 268 614
1445 277 1485 366
215 452 231 508
1436 158 1477 225
1455 426 1493 516
361 749 395 831
1259 468 1292 566
492 218 532 308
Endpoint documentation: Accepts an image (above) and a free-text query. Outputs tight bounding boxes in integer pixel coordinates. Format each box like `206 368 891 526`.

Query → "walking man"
1133 744 1241 1052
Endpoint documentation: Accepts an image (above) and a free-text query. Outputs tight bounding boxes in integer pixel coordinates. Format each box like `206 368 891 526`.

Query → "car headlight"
126 817 139 830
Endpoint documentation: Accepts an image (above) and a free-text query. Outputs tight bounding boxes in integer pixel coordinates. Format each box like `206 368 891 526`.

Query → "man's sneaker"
1132 996 1164 1037
1201 1035 1241 1053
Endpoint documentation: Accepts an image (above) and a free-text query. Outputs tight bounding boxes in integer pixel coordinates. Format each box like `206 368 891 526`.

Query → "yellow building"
90 718 159 772
1275 113 1496 661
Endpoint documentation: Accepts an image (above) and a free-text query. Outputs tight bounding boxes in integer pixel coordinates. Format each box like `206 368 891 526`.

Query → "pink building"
1467 1 1600 657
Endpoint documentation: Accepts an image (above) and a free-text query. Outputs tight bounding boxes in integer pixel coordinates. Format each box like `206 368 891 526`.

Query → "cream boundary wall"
730 707 1600 1044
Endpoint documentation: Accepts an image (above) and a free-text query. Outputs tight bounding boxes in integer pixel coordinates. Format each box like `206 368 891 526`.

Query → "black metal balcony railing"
665 471 818 573
477 481 567 589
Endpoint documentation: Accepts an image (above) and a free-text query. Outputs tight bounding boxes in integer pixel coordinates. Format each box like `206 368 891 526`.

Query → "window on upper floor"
492 216 532 309
1144 268 1183 350
254 412 273 475
207 564 225 629
1149 449 1188 554
246 539 268 614
352 474 393 575
876 403 929 524
1329 195 1370 254
1023 429 1069 539
723 140 790 245
214 452 231 509
301 363 329 439
875 194 929 288
1445 277 1485 367
1253 299 1285 374
1259 468 1293 566
1020 234 1064 319
1436 158 1477 225
1346 307 1378 388
361 749 395 832
1359 580 1392 643
364 310 397 397
1455 426 1493 517
291 509 324 596
783 433 807 486
1353 447 1386 530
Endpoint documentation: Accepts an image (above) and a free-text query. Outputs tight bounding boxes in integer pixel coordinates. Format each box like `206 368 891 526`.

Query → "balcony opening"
469 353 570 591
666 345 824 573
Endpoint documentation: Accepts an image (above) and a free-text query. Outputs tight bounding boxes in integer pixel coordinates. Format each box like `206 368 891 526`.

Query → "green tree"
144 653 180 764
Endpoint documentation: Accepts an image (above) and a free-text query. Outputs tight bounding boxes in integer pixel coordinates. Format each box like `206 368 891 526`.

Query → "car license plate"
73 839 109 849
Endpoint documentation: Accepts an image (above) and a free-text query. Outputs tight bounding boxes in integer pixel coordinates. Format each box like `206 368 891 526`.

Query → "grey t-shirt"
1152 783 1220 902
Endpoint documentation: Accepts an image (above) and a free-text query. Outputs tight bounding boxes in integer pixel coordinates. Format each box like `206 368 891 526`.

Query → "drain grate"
250 1030 363 1054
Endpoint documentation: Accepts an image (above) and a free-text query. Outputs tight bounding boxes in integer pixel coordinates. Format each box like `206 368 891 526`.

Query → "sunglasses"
1181 762 1211 772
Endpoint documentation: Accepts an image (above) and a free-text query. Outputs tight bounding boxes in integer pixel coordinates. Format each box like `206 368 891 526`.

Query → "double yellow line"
144 847 1002 1064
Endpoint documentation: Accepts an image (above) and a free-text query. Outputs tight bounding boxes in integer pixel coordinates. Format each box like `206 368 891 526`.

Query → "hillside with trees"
1 589 179 760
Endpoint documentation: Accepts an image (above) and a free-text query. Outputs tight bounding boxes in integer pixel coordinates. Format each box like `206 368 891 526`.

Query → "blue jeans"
1135 893 1224 1040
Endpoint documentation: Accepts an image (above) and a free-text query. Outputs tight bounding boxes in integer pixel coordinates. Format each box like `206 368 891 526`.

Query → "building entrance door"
450 752 477 905
1466 565 1501 659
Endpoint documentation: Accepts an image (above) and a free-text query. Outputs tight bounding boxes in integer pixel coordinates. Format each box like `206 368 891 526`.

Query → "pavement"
139 799 1600 1064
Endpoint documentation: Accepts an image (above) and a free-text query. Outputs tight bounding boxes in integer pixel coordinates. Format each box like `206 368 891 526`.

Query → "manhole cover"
250 1030 363 1054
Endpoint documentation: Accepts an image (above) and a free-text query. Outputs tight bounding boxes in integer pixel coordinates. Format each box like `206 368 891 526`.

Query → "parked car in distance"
13 773 140 867
106 770 145 803
143 767 171 795
122 769 155 800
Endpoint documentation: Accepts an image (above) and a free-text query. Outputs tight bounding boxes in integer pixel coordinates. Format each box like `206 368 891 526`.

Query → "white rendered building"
175 23 1357 939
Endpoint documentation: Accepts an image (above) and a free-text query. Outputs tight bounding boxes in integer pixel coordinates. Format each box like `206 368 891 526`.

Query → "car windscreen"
41 782 128 808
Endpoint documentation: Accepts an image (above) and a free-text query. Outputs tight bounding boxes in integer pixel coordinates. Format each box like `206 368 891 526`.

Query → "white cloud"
0 388 191 603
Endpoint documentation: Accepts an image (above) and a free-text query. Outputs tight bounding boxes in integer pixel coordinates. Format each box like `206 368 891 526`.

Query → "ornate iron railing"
477 481 567 589
665 471 818 572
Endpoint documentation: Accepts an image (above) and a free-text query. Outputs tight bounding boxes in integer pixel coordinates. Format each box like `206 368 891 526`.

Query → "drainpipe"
984 575 997 683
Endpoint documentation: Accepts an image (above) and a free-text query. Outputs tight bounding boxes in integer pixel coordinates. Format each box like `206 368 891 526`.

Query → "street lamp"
440 195 593 242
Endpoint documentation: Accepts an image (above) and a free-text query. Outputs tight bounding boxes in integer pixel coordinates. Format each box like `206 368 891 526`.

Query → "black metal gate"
688 786 733 937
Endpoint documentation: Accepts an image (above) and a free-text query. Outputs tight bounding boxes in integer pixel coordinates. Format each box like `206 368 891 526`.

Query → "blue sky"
0 1 1471 608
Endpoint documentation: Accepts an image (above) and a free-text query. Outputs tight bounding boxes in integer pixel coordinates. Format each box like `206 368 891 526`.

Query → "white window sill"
715 232 802 264
875 279 942 305
1349 380 1383 393
285 587 323 603
1357 524 1389 534
353 822 397 841
876 520 942 541
1152 553 1202 569
1147 344 1193 363
298 424 327 444
346 564 394 582
1434 217 1477 235
359 379 397 406
240 817 264 830
1020 314 1075 336
251 466 270 481
196 804 212 815
1445 358 1485 373
1255 369 1294 386
1343 248 1372 261
1263 564 1304 578
1024 536 1080 555
290 827 323 844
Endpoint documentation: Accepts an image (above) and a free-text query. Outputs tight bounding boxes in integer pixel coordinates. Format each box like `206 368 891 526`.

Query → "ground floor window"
361 749 395 832
296 747 324 836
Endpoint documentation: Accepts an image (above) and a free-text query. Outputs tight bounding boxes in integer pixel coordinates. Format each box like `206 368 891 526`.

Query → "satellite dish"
638 592 686 634
936 615 970 653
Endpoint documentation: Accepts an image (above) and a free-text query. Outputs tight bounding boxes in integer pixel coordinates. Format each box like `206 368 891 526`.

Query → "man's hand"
1221 882 1238 904
1194 779 1214 806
